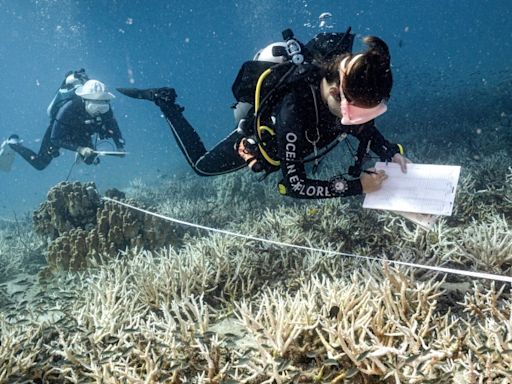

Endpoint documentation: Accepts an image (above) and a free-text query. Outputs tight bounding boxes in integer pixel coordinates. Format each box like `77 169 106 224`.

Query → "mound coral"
33 181 183 273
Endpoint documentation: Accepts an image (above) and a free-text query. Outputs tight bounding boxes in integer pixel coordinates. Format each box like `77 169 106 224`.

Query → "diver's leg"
160 103 246 175
118 87 246 176
194 129 247 175
9 128 55 170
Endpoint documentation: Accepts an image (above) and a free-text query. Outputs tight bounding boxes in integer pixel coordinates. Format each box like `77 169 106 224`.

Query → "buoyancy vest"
231 28 355 174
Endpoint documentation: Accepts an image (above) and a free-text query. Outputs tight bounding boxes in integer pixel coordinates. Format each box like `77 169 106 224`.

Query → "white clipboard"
393 211 439 231
363 162 461 229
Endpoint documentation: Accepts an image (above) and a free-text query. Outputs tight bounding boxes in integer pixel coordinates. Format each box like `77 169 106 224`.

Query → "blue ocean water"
0 0 510 217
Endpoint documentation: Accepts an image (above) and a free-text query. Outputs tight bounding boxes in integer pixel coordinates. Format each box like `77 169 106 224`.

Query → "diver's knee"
33 162 50 171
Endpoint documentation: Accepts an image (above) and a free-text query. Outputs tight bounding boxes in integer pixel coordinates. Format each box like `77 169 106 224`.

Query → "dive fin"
0 139 16 172
116 88 157 101
116 87 177 103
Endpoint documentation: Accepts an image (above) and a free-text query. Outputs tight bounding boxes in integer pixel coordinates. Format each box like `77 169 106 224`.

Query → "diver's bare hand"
392 153 411 173
361 169 388 193
77 146 95 158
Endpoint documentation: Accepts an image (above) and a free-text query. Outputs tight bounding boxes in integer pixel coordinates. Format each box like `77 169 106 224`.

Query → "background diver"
118 28 409 199
4 70 126 171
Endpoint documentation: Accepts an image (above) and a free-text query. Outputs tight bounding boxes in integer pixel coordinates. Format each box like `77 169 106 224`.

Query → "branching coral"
2 107 512 383
457 283 512 382
1 236 512 383
453 214 512 273
0 217 44 281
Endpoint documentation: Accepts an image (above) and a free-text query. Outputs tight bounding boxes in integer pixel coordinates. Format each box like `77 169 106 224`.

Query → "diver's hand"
361 169 388 193
77 146 95 158
116 145 126 157
392 153 411 173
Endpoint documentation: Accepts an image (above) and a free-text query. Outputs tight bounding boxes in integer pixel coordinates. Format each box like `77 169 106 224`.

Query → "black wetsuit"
10 96 125 170
156 81 400 199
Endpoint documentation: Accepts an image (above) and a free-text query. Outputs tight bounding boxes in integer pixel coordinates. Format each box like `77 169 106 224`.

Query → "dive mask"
85 100 110 116
339 56 387 125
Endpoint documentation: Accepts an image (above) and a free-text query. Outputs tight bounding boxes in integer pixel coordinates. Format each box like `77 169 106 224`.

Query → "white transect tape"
102 197 512 284
0 218 17 223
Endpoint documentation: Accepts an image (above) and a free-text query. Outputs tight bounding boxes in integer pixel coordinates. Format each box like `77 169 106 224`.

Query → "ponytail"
321 35 393 108
344 36 393 107
362 36 390 65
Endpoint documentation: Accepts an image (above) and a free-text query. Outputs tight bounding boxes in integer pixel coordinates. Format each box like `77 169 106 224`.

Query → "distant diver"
2 69 126 171
319 12 333 29
118 28 409 200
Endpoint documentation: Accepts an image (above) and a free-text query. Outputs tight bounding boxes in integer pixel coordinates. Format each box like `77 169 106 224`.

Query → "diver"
118 29 409 199
4 71 126 171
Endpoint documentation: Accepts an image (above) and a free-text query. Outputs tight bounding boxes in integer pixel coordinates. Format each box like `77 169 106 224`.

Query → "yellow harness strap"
254 68 280 167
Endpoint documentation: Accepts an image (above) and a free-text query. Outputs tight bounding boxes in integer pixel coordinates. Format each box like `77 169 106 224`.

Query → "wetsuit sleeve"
50 101 80 152
350 120 402 161
104 112 125 149
277 93 362 199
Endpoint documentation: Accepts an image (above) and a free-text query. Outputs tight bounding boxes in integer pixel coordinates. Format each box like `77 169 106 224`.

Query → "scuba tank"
47 69 89 120
231 27 355 175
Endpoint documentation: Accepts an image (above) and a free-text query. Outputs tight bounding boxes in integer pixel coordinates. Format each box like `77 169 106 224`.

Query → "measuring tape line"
102 197 512 284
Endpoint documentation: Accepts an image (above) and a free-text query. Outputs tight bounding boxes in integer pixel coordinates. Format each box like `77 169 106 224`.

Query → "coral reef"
0 215 44 282
33 181 100 241
1 244 512 383
1 80 512 382
34 181 184 272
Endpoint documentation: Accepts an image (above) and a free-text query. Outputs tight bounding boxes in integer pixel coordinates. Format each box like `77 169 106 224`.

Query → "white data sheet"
363 162 461 216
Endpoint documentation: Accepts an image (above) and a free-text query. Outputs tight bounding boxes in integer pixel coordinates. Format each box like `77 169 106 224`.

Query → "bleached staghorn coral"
453 214 512 273
153 171 281 231
237 285 319 354
0 251 229 383
230 264 507 383
121 246 219 309
0 218 44 281
127 242 250 313
505 166 512 206
382 215 460 264
230 266 458 382
213 171 274 209
314 267 463 383
233 285 320 384
464 150 511 192
457 282 512 382
0 315 45 382
3 122 512 382
378 170 511 278
124 177 150 202
451 172 484 221
2 233 512 382
244 199 389 261
159 197 219 226
452 153 512 222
